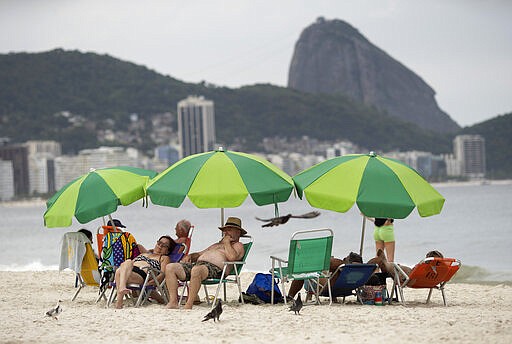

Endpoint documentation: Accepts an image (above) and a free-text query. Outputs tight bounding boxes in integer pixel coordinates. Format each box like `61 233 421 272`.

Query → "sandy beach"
1 271 511 343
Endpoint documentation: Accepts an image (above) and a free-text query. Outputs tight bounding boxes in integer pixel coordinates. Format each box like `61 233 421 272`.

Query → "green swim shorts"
373 225 395 242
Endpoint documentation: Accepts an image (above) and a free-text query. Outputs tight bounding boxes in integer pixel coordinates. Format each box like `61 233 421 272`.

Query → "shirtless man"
164 217 246 309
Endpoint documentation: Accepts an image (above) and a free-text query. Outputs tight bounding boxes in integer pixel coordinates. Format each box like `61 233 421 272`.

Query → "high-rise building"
453 135 486 179
54 146 141 190
0 160 15 201
0 145 29 196
25 140 61 195
177 95 215 158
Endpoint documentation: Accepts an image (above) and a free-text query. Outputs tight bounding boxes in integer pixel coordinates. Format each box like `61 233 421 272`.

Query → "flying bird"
289 293 303 315
255 211 320 227
202 300 223 322
45 300 62 320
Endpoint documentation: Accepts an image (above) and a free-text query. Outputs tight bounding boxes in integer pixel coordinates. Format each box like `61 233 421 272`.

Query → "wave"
1 262 511 285
0 261 58 272
451 265 512 285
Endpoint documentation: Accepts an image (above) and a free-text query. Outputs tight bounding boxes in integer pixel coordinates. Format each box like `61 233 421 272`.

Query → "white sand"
1 271 511 344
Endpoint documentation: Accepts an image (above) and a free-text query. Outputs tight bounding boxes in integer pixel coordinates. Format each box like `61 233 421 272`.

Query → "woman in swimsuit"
114 235 174 309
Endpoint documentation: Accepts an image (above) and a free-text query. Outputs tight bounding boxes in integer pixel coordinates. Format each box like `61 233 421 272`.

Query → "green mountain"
1 49 510 179
0 49 454 155
460 113 512 179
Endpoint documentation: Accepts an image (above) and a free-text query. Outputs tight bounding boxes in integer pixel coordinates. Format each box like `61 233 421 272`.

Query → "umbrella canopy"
44 166 157 228
146 149 294 213
293 152 445 219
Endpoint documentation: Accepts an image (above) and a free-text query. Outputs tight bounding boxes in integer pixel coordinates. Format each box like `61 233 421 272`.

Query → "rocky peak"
288 18 460 133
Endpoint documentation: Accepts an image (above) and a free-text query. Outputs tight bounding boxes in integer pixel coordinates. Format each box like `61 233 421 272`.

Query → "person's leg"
165 263 186 309
184 265 208 309
115 260 144 309
384 241 395 262
287 280 304 298
115 261 133 308
375 241 385 256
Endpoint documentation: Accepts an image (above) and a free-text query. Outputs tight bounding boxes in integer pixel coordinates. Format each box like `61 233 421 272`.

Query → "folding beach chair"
59 232 100 301
97 229 139 303
270 229 333 305
178 225 194 256
179 235 253 310
312 263 378 304
391 257 462 306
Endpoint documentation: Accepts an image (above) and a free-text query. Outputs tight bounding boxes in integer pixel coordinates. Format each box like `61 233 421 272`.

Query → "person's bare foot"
183 303 193 310
115 288 131 308
165 301 179 309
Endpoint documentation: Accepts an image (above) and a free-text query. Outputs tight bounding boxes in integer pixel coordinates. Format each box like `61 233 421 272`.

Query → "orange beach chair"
391 257 461 306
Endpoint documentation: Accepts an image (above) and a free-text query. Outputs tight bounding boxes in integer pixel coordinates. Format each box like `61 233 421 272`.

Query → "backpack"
246 273 283 303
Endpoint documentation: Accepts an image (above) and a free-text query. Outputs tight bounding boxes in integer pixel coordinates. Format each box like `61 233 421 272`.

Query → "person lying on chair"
164 217 246 310
370 249 444 282
114 235 174 309
286 251 363 301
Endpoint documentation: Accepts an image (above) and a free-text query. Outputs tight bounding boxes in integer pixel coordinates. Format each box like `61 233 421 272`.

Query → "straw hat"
218 216 247 236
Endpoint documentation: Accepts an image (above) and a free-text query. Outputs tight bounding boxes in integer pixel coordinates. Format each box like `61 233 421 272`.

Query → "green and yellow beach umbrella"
293 152 445 219
146 148 294 223
293 152 445 255
44 166 157 228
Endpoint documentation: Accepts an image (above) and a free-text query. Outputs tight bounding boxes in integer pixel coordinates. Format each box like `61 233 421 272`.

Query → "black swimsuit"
132 266 147 281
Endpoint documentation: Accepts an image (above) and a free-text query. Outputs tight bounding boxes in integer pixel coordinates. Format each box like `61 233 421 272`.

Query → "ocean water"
1 182 511 284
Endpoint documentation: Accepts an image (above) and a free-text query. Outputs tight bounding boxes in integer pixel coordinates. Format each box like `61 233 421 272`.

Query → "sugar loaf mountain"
288 18 459 133
0 18 510 177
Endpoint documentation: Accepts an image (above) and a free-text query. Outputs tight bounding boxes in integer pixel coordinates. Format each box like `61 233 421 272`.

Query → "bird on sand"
45 300 62 320
202 300 223 322
255 211 320 227
289 293 303 315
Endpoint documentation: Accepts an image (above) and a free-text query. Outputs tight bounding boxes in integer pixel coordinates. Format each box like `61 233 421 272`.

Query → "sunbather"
174 219 192 244
137 219 189 253
114 235 174 309
286 252 363 299
371 248 444 281
164 216 246 310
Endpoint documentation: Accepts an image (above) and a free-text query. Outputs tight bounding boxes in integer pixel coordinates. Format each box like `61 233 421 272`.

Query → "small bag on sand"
361 285 387 304
245 273 283 303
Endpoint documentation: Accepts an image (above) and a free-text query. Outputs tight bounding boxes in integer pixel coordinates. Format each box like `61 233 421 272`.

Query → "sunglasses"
156 240 170 249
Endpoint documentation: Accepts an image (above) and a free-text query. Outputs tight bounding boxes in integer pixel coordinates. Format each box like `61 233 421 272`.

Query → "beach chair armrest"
270 256 287 264
222 261 245 266
393 262 410 286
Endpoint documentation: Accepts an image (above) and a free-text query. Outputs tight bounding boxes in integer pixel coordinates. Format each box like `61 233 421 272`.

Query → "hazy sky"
1 0 511 127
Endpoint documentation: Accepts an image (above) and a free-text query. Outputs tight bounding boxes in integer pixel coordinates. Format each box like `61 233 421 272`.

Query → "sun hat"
218 216 247 236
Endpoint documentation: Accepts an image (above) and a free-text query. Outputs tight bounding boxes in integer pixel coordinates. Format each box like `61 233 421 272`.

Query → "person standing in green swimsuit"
371 218 395 262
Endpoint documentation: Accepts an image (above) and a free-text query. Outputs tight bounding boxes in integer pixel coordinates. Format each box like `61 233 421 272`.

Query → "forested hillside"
0 49 495 161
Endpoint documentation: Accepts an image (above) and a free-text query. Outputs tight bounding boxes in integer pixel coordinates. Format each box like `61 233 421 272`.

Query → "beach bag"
361 285 387 305
246 273 283 303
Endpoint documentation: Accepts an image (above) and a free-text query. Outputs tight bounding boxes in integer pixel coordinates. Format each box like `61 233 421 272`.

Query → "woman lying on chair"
114 235 175 309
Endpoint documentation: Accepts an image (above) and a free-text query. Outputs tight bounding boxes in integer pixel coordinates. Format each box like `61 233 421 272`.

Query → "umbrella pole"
359 215 366 257
220 208 224 226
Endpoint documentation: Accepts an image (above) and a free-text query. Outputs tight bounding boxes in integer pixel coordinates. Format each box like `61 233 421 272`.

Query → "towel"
100 232 139 271
81 243 100 285
59 232 90 273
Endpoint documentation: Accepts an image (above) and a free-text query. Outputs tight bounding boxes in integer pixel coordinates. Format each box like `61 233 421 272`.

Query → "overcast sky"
1 0 511 127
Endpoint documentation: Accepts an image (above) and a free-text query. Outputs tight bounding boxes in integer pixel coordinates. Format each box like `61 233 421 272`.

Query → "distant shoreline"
1 179 511 206
432 178 512 188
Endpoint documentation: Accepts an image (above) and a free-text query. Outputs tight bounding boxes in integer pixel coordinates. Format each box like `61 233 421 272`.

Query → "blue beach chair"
326 263 377 304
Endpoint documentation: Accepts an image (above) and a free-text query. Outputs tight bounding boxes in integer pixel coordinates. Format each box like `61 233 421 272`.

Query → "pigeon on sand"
202 300 223 322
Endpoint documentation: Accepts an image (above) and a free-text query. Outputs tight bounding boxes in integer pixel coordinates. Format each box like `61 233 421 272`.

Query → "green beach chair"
270 228 334 305
179 235 253 310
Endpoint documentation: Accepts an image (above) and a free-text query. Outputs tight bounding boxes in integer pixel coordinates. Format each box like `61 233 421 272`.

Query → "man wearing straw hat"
164 217 246 309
